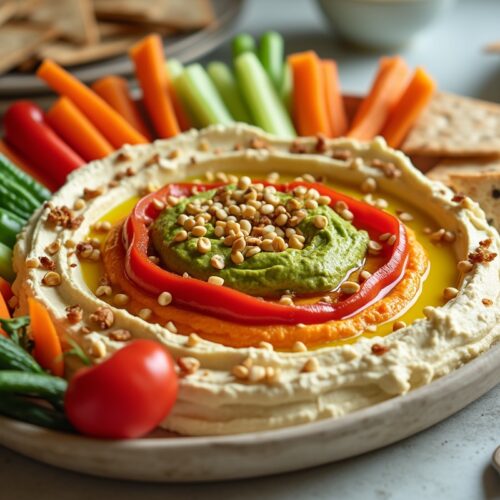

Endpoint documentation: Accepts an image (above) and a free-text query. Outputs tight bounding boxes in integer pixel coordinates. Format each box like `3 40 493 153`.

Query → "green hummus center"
151 184 368 297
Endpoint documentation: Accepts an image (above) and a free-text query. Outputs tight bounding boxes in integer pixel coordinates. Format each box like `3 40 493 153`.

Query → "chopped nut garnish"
292 341 308 352
468 239 497 264
371 343 389 355
65 305 83 324
302 358 319 373
39 256 55 271
340 281 360 295
109 329 132 341
83 186 105 200
232 364 249 380
187 332 201 347
457 260 474 273
331 149 351 161
482 298 493 306
158 291 173 306
42 271 61 287
26 257 40 269
361 177 377 194
89 306 114 329
46 205 83 229
95 285 112 297
165 321 177 333
76 242 94 260
371 159 400 178
73 198 86 211
248 365 267 382
115 151 133 163
113 293 129 307
392 321 406 331
443 287 459 301
178 356 200 375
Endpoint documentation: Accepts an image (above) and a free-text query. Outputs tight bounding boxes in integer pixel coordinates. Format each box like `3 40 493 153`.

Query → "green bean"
0 242 14 282
0 153 51 203
0 371 67 408
0 336 43 373
175 64 234 127
0 208 24 248
258 31 285 90
232 33 256 59
0 394 72 431
235 52 296 138
207 62 252 123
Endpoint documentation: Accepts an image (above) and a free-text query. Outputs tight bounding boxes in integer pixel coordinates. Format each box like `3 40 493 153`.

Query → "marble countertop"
1 0 499 498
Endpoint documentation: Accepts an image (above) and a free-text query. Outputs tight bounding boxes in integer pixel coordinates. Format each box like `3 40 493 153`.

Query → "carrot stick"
46 97 114 162
322 60 348 137
288 51 332 137
91 76 153 140
381 67 436 148
130 34 180 138
347 56 410 140
36 59 148 148
28 297 63 377
0 284 10 337
0 139 55 192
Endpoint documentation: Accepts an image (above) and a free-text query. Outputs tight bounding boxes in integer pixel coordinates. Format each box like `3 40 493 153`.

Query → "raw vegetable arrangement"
0 30 439 439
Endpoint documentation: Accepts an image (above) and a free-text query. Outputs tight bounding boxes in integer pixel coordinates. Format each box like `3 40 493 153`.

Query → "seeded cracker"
402 92 500 157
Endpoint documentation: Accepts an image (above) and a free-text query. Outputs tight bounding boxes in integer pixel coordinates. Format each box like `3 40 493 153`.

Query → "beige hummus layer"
12 124 500 436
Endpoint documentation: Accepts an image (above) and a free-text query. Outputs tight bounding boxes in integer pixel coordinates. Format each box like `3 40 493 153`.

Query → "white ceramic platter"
0 343 498 482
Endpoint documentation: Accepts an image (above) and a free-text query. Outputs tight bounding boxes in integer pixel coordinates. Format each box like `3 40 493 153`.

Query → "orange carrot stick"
36 59 148 148
91 76 153 140
288 51 332 137
46 97 114 162
28 297 63 377
130 34 180 138
0 139 55 191
347 57 410 140
0 285 10 337
322 60 348 137
381 67 436 148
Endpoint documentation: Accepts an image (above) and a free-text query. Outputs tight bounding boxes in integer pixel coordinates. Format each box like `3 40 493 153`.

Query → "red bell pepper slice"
3 101 84 189
123 181 409 325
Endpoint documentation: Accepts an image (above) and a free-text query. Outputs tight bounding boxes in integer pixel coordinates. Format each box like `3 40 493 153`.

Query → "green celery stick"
258 31 284 90
165 59 184 79
175 64 234 127
207 62 252 124
0 242 14 282
232 33 256 59
280 60 293 114
235 52 296 138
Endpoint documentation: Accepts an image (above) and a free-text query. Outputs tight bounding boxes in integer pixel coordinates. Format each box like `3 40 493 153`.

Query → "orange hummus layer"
102 224 429 349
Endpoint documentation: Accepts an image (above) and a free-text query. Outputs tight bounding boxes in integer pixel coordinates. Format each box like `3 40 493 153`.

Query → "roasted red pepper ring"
123 181 409 325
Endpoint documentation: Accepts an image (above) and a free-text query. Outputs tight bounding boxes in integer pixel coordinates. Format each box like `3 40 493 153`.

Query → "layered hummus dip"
12 125 500 436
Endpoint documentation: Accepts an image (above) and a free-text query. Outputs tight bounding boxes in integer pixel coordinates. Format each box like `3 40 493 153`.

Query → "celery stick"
232 33 256 59
165 59 184 79
258 31 284 90
280 61 293 114
175 64 233 127
235 52 296 138
0 242 14 282
207 62 252 124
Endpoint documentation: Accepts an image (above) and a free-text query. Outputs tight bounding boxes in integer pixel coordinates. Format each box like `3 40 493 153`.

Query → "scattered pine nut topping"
258 341 274 351
73 198 86 211
361 177 377 194
187 333 202 347
340 281 361 294
359 270 372 281
392 320 406 331
138 308 153 320
232 364 249 380
397 211 413 222
95 285 112 297
42 271 61 287
83 186 105 200
89 339 107 359
158 291 173 306
26 257 40 269
208 276 224 286
292 341 308 352
113 293 130 307
457 260 474 273
248 365 267 382
302 358 319 373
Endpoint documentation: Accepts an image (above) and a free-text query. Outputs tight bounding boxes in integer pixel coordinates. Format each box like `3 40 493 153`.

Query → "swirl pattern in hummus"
12 125 500 436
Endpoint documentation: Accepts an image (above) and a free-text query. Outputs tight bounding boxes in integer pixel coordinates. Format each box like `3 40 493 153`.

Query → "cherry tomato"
65 339 178 439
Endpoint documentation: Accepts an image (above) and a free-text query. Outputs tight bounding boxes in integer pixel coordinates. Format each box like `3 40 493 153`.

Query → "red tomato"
65 339 178 439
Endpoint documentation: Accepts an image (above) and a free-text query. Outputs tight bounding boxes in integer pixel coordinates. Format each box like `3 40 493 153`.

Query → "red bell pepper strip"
124 182 409 326
3 101 84 189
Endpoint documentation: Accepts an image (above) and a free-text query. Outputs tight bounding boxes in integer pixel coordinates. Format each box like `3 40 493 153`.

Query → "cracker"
97 21 173 38
94 0 214 30
0 21 57 75
30 0 99 45
37 35 141 66
427 158 500 230
402 92 500 157
0 2 17 26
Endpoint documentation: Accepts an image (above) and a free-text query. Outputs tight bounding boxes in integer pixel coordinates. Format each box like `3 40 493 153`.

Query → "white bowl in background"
317 0 455 49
